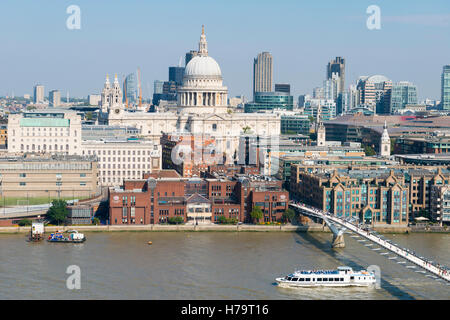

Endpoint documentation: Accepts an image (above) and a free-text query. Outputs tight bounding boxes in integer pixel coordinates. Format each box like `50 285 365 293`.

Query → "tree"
242 126 252 134
282 208 296 223
364 145 376 156
18 219 32 226
168 216 184 225
308 116 315 123
46 200 69 225
250 206 263 223
92 217 100 225
85 111 93 121
217 215 227 224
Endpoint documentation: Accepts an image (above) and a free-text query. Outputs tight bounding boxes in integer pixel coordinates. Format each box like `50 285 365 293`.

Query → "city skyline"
0 1 449 100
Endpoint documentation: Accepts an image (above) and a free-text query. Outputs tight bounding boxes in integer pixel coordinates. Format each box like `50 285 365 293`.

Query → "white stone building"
7 109 82 155
7 110 162 187
81 139 161 186
102 26 281 163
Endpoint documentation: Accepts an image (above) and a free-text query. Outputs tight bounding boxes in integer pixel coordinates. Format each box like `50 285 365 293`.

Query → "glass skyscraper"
389 81 418 114
441 65 450 110
244 92 293 113
123 73 137 103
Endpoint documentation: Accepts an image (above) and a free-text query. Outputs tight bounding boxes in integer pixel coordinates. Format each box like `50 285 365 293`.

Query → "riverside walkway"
290 201 450 283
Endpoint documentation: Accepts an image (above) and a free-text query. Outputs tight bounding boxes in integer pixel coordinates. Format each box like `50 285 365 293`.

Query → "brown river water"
0 231 449 299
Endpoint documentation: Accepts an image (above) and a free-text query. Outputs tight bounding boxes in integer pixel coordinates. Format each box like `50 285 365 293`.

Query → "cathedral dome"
185 56 222 78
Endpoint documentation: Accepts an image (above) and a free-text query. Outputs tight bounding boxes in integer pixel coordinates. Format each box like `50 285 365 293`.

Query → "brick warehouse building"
109 170 289 224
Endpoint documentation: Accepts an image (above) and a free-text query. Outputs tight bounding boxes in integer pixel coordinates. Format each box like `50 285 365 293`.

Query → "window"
19 173 26 178
19 182 26 186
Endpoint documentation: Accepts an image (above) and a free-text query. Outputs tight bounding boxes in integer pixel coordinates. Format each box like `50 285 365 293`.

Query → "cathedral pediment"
205 114 227 121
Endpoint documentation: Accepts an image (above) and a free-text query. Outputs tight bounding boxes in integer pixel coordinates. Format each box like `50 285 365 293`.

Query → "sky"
0 0 449 101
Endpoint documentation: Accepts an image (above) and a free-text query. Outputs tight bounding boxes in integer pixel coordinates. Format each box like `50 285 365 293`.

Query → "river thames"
0 232 449 299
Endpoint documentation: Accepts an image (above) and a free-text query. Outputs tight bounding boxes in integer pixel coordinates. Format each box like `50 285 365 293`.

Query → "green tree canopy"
250 206 263 223
46 199 69 225
282 208 296 223
18 219 32 226
364 145 376 156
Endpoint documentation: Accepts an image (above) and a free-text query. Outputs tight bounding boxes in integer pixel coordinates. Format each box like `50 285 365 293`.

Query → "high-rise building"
33 85 44 104
244 92 293 113
356 75 392 114
327 57 345 95
275 83 290 94
441 65 450 110
389 81 418 114
323 74 340 101
123 73 137 104
169 67 185 86
313 87 324 99
88 94 101 106
253 52 273 98
185 50 198 66
49 90 61 107
154 80 164 95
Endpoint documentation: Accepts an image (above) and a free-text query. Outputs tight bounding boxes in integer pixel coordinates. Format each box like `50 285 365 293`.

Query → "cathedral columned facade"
102 26 281 163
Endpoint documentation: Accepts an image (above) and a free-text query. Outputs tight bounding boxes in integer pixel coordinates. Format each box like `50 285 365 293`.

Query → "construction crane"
137 67 142 108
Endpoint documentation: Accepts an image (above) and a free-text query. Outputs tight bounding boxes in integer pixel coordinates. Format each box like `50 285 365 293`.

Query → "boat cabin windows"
317 278 322 282
291 278 298 281
334 278 339 281
350 276 354 280
323 278 328 282
299 278 304 282
305 278 310 282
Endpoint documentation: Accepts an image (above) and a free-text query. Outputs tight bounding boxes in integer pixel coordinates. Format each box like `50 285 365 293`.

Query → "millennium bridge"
289 201 450 283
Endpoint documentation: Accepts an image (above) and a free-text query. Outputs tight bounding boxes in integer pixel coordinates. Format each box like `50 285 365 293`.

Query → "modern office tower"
341 85 358 113
244 92 293 113
356 75 392 114
279 113 310 135
169 67 185 86
33 84 44 103
49 90 61 107
88 94 101 106
253 52 273 98
327 57 345 95
389 81 418 114
323 73 340 101
154 80 164 94
441 65 450 110
275 83 290 94
303 99 336 121
298 94 310 108
313 87 324 99
185 50 198 66
123 73 137 103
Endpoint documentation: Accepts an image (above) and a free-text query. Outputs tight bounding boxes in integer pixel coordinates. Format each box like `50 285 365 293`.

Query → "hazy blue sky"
0 0 449 101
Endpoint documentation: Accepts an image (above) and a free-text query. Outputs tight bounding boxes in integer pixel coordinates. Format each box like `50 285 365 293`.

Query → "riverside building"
108 170 288 225
290 165 450 224
0 154 98 199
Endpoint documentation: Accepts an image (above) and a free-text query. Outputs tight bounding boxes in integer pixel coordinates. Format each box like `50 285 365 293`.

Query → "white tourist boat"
276 266 376 288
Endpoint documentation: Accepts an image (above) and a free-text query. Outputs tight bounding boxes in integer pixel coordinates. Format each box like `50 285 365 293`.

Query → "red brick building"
109 170 289 224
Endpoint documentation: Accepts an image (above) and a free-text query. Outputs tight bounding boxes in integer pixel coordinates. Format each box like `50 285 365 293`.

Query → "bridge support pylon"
331 233 345 248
